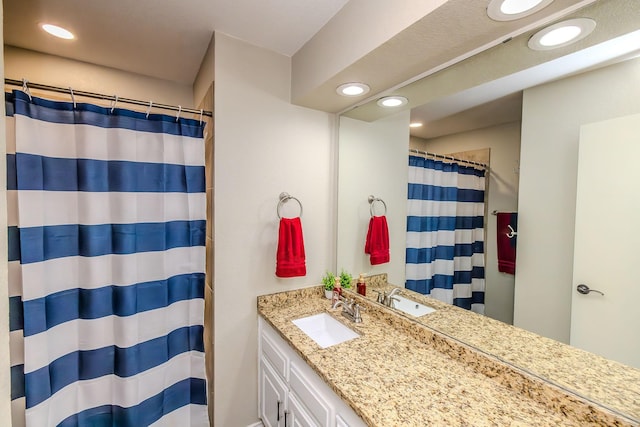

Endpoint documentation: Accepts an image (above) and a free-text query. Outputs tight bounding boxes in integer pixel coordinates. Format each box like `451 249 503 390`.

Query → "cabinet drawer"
289 392 320 427
261 327 288 381
289 362 331 426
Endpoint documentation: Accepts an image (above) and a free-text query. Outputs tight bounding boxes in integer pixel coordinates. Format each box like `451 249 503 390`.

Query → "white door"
571 112 640 369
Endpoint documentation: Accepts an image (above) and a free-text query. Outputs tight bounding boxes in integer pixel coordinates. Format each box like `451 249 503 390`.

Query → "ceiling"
347 0 640 139
4 0 640 140
3 0 349 84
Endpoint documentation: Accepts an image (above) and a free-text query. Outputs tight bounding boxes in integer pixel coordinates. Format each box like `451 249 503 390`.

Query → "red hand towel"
276 217 306 278
365 216 390 265
497 212 517 275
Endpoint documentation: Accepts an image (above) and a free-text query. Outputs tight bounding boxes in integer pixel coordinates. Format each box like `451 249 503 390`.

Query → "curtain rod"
5 78 213 117
409 148 488 169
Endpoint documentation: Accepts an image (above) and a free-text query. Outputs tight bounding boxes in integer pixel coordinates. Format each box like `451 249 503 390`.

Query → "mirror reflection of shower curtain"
6 90 209 426
405 155 486 314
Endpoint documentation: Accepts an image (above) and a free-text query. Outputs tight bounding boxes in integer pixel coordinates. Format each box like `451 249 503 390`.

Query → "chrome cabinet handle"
277 400 282 421
284 410 289 427
577 284 604 296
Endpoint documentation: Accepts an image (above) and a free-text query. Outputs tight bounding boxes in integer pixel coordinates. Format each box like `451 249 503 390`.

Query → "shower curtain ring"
146 101 153 118
69 87 76 109
176 105 182 122
110 95 119 113
22 79 33 101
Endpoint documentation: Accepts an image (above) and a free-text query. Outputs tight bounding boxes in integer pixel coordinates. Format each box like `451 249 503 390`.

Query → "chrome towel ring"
368 195 387 217
277 192 303 219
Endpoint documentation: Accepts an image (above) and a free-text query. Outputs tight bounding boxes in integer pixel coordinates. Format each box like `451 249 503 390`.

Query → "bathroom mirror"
336 0 640 422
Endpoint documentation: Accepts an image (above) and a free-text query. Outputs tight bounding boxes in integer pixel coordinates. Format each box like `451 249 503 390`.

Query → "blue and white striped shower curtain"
406 155 486 314
6 90 208 426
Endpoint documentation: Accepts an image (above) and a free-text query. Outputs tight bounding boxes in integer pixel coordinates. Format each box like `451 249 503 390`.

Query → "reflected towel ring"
277 192 303 219
368 195 387 217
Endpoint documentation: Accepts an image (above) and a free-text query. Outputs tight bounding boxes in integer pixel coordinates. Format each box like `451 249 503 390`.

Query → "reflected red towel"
497 212 518 275
365 216 390 265
276 217 306 278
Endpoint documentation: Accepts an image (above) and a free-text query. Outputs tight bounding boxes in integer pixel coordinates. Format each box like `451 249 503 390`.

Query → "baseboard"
246 422 263 427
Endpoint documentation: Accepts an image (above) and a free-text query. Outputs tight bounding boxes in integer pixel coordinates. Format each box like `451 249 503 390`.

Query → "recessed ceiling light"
487 0 554 21
528 18 596 51
336 82 370 97
377 96 408 108
41 23 75 40
409 122 423 128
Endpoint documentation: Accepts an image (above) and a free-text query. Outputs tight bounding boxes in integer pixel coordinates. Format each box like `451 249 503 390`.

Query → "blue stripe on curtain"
406 155 486 313
11 364 25 400
409 155 484 176
5 91 15 116
8 225 20 262
15 153 205 193
11 90 204 138
25 325 204 408
23 273 205 336
8 90 208 425
19 220 206 264
406 242 485 264
406 215 484 232
6 153 17 190
407 183 484 202
9 296 24 331
406 266 485 292
57 378 207 427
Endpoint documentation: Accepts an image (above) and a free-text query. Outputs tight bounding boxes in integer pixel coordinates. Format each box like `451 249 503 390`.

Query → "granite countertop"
258 285 638 426
360 277 640 424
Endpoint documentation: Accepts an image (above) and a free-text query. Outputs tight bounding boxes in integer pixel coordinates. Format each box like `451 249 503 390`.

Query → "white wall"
337 113 409 286
193 35 215 108
4 46 194 108
213 33 335 426
415 121 521 324
515 57 640 343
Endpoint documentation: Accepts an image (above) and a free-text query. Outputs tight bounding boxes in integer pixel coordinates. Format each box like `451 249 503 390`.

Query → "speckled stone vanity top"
361 277 640 425
258 285 639 426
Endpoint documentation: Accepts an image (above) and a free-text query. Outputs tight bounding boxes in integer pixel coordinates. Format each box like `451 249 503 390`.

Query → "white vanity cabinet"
258 317 367 427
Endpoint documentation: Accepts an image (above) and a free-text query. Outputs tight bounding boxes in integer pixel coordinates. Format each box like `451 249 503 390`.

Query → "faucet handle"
353 304 365 323
388 296 400 308
372 289 386 304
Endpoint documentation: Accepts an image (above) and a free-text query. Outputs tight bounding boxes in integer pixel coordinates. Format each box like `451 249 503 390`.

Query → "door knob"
576 284 604 296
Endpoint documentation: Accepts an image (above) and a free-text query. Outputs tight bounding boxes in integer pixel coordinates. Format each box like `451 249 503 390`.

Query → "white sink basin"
391 295 436 317
292 313 359 348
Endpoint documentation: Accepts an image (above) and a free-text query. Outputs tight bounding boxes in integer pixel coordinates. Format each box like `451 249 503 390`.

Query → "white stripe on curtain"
15 192 206 227
406 155 486 314
24 299 204 372
25 352 206 427
6 90 208 427
21 247 205 300
15 121 204 165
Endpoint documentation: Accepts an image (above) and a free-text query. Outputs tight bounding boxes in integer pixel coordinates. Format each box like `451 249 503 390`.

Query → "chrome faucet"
385 288 401 308
332 296 364 323
373 288 401 308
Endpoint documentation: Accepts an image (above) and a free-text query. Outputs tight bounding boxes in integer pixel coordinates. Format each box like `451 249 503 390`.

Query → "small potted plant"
340 269 353 290
322 271 336 299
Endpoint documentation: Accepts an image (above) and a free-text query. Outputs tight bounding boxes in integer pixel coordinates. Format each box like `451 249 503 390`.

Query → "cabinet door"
289 363 331 426
288 393 320 427
335 415 349 427
260 359 288 427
